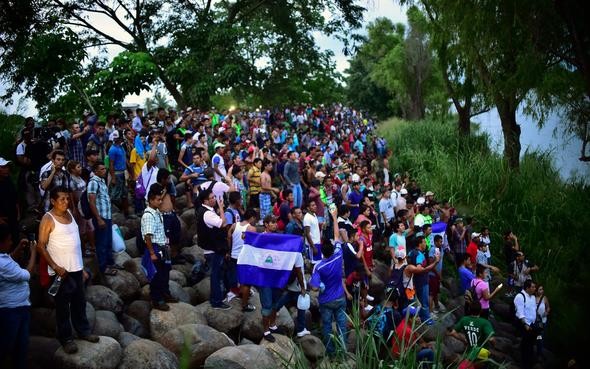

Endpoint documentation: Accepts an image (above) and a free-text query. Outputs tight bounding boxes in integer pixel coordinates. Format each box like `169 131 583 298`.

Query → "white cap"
400 188 408 195
351 173 361 183
109 130 120 141
417 197 425 205
395 248 406 259
0 157 12 166
315 171 326 179
471 232 481 238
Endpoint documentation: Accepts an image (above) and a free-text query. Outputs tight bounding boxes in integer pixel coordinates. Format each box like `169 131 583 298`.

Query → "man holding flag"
236 214 303 342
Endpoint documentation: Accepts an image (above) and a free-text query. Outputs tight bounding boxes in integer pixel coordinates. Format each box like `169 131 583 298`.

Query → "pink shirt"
472 278 490 309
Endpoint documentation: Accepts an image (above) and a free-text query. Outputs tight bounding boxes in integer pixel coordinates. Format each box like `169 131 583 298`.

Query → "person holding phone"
0 224 37 369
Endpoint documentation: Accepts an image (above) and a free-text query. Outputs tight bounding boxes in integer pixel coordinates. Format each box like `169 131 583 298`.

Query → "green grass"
379 116 590 364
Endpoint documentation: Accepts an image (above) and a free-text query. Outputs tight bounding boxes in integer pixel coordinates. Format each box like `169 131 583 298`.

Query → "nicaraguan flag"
237 231 303 288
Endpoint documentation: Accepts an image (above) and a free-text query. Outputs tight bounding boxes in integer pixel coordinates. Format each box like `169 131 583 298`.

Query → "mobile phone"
497 283 503 290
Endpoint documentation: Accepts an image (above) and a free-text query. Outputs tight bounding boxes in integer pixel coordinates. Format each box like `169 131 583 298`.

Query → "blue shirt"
0 253 31 308
310 243 344 304
183 164 206 186
458 266 475 295
108 144 127 171
348 190 363 220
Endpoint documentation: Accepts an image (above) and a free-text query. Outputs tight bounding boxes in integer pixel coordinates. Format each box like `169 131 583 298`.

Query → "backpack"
366 305 395 339
388 264 410 309
135 166 155 200
464 279 483 305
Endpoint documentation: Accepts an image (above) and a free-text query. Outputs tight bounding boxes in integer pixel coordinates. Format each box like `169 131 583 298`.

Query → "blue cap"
402 306 419 317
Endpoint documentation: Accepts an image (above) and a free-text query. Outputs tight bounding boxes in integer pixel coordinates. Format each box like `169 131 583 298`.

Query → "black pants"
53 271 91 344
0 306 30 369
519 324 537 369
150 247 171 302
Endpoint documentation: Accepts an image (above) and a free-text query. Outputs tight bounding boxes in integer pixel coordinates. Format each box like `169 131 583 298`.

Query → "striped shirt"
87 174 111 220
141 207 167 245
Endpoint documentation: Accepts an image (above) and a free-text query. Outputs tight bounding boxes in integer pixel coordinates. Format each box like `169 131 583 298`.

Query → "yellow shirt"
248 166 261 195
129 149 146 180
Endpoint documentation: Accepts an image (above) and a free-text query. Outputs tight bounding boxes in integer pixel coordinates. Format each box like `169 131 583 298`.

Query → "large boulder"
149 302 207 342
93 310 124 339
179 208 196 228
240 292 265 342
193 277 211 304
169 269 187 287
124 237 140 258
126 300 151 330
54 336 122 369
27 336 61 369
117 332 141 348
202 301 244 335
120 313 149 338
118 338 178 369
204 344 278 369
123 218 141 240
444 335 467 354
259 333 298 365
491 300 512 321
114 251 132 267
160 324 235 367
183 286 199 305
105 270 141 302
175 182 186 197
123 258 149 286
86 285 124 314
275 306 295 337
168 280 190 303
296 334 326 364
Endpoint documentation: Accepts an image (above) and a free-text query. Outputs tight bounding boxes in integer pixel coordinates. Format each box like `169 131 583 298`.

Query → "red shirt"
466 241 478 265
359 233 373 269
392 319 418 357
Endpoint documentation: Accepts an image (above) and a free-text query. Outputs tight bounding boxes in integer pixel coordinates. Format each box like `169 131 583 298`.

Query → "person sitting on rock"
448 299 496 368
391 306 434 363
37 186 99 354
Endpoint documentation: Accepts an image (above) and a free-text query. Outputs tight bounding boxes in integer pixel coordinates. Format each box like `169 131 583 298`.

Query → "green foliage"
0 111 24 160
380 117 590 363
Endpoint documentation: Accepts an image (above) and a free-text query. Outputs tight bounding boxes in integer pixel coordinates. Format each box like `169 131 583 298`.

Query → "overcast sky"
1 0 407 117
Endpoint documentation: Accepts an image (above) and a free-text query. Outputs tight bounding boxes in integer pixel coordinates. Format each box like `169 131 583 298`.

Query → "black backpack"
465 279 483 305
388 264 410 310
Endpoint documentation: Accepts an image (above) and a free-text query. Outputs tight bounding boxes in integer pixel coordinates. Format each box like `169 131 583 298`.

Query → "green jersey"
453 316 494 360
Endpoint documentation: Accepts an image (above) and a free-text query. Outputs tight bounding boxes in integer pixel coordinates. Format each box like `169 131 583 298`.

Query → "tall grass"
379 117 590 363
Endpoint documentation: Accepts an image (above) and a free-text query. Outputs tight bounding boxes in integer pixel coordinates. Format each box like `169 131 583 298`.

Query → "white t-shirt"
303 212 321 245
286 253 307 292
16 142 26 156
199 180 229 201
396 196 407 212
141 164 159 200
211 153 226 181
379 197 395 223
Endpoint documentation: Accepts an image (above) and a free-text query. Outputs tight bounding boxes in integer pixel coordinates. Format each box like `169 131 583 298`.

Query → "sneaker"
152 301 170 311
263 332 276 342
225 291 237 302
364 304 374 312
212 302 232 310
63 340 78 354
79 334 100 343
366 294 375 302
242 303 256 312
297 329 311 337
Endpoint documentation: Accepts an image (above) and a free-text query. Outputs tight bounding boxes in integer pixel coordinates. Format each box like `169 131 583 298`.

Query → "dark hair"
92 162 105 172
338 204 350 217
415 235 425 246
51 150 66 160
50 186 70 200
231 165 242 176
262 159 272 168
228 191 241 205
203 167 214 179
434 235 443 243
321 239 335 258
359 205 369 215
156 168 170 182
359 220 370 230
469 299 482 315
523 279 535 290
85 149 98 157
243 208 258 221
282 188 292 198
198 188 213 203
423 224 432 232
253 158 262 165
476 264 486 277
147 183 164 200
290 206 301 215
393 221 404 232
96 121 106 127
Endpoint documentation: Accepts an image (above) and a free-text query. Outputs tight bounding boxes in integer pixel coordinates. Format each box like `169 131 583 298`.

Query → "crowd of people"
0 104 549 368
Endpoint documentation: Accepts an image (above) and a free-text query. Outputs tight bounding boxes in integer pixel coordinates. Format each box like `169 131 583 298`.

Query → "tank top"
536 296 548 323
46 210 83 275
231 222 249 259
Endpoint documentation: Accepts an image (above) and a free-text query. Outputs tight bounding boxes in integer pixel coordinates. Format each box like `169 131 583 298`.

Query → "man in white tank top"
37 186 99 354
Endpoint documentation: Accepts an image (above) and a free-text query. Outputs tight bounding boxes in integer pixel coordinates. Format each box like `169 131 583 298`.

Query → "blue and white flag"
237 232 303 288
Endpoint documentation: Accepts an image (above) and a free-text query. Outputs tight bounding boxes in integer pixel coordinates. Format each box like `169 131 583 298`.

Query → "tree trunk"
457 107 470 136
155 64 187 109
497 99 521 170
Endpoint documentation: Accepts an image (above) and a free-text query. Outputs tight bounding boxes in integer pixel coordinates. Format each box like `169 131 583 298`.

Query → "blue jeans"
416 283 432 324
275 291 306 333
292 183 303 208
93 217 114 272
319 297 348 354
0 306 30 369
417 347 434 362
259 287 282 317
205 253 227 307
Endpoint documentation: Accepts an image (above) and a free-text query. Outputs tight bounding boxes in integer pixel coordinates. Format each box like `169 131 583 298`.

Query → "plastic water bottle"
48 276 62 297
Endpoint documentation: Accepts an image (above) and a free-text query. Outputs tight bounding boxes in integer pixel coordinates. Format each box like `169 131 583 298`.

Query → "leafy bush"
0 111 24 160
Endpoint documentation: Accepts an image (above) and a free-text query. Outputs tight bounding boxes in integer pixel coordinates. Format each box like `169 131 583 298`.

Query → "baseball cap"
214 142 226 150
315 171 326 179
417 197 425 205
394 248 406 260
471 232 481 238
400 188 408 195
109 130 120 141
425 191 435 196
0 157 12 166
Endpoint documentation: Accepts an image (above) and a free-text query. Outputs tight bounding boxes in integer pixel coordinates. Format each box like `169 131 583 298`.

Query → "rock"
149 302 207 342
105 270 141 302
169 269 187 287
183 286 198 305
492 320 518 338
120 313 149 338
118 226 131 240
368 275 385 298
297 334 325 364
204 344 278 369
193 277 211 304
491 300 512 321
178 217 194 247
123 218 141 240
171 262 193 281
124 258 149 286
140 284 151 301
118 338 178 369
30 307 56 337
202 301 244 335
112 213 126 227
444 335 466 354
85 301 96 331
160 324 235 367
117 332 141 348
179 209 197 229
239 338 255 345
93 310 124 338
54 336 122 369
125 237 140 258
27 336 61 369
126 300 151 330
259 333 298 365
493 336 513 353
114 251 132 266
175 182 186 197
168 280 190 303
175 196 188 212
442 277 460 297
86 285 124 314
276 306 295 337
